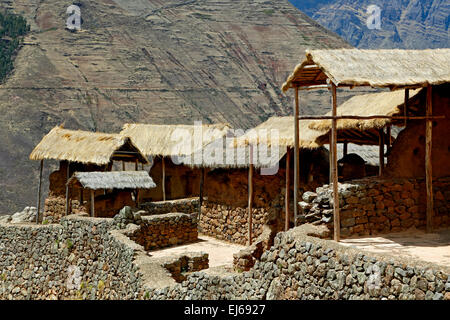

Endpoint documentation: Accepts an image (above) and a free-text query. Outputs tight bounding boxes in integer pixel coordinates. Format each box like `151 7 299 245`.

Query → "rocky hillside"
291 0 450 49
0 0 353 213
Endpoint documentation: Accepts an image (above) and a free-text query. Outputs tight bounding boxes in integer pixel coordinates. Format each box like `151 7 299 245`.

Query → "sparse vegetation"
0 12 30 82
263 9 275 16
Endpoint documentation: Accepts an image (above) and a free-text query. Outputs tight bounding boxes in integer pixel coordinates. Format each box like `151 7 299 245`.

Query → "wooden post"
426 85 433 233
404 89 410 127
199 168 205 219
122 161 126 171
331 83 340 242
294 86 300 227
285 148 291 231
379 128 385 176
387 125 392 150
65 162 70 216
329 133 333 184
343 141 348 157
80 188 84 205
248 145 254 246
162 157 166 201
135 159 138 171
136 189 140 207
90 190 95 217
36 160 44 224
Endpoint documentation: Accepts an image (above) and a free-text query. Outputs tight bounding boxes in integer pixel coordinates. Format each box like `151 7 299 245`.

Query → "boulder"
10 207 37 223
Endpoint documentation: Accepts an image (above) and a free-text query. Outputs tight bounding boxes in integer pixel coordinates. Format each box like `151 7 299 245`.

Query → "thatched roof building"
282 48 450 91
30 126 148 165
120 123 231 157
235 116 322 149
68 171 156 190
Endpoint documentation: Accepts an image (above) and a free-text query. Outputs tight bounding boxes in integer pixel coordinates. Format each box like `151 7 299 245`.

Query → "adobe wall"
385 85 450 178
299 177 450 238
142 158 202 202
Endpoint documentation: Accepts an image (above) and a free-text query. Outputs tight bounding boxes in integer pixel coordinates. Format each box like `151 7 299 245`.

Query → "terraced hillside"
0 0 352 213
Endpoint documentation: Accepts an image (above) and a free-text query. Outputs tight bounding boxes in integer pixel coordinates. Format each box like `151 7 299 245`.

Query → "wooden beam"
379 129 385 176
426 85 433 233
248 145 254 246
90 190 95 218
199 168 205 219
285 148 291 231
65 162 70 216
404 89 409 127
294 87 300 227
329 132 333 184
331 83 340 242
343 141 348 157
135 159 138 171
162 157 166 201
298 115 444 121
36 159 43 224
122 161 126 171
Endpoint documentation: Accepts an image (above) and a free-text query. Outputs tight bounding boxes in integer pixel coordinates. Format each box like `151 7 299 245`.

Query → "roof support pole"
90 189 95 218
331 83 340 242
378 128 385 176
135 159 138 171
426 85 433 233
122 161 125 171
343 141 348 157
404 89 410 127
285 148 291 231
329 133 332 184
294 86 300 227
65 161 71 217
199 168 205 220
36 159 44 224
387 125 392 152
248 144 254 246
162 157 166 201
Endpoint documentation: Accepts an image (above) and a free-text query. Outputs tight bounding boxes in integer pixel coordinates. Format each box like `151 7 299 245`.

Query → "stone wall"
126 213 198 251
0 215 143 300
299 177 450 238
1 217 449 300
161 253 209 283
43 195 85 223
139 198 199 216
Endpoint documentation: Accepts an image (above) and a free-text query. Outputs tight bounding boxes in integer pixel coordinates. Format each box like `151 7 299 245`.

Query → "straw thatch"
177 135 287 169
234 116 322 149
30 126 148 165
120 123 231 157
309 89 422 132
68 171 156 190
282 49 450 91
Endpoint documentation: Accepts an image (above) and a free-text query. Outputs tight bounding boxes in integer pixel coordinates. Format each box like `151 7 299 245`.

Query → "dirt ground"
339 228 450 267
148 235 245 268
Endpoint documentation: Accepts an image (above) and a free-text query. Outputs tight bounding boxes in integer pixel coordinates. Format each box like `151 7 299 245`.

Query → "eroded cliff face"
0 0 353 213
292 0 450 49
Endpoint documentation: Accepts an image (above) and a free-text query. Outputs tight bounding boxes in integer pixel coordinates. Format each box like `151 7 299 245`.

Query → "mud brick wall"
299 177 450 238
127 213 198 251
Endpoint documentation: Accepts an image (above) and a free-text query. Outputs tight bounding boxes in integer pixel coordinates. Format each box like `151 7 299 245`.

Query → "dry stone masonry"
299 177 450 238
139 198 199 216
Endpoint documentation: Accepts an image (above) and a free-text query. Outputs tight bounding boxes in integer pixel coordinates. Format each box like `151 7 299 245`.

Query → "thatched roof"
120 123 231 157
30 126 148 165
282 49 450 91
68 171 156 190
234 116 322 149
177 136 287 169
309 89 422 133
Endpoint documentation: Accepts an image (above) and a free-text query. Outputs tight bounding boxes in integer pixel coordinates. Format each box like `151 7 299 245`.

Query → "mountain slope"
291 0 450 49
0 0 352 213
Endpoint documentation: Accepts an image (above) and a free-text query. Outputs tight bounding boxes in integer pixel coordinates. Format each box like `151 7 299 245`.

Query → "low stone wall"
146 225 450 300
1 216 449 300
161 253 209 283
0 215 143 300
199 202 273 245
299 177 450 238
43 195 85 223
139 198 199 216
126 213 198 251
